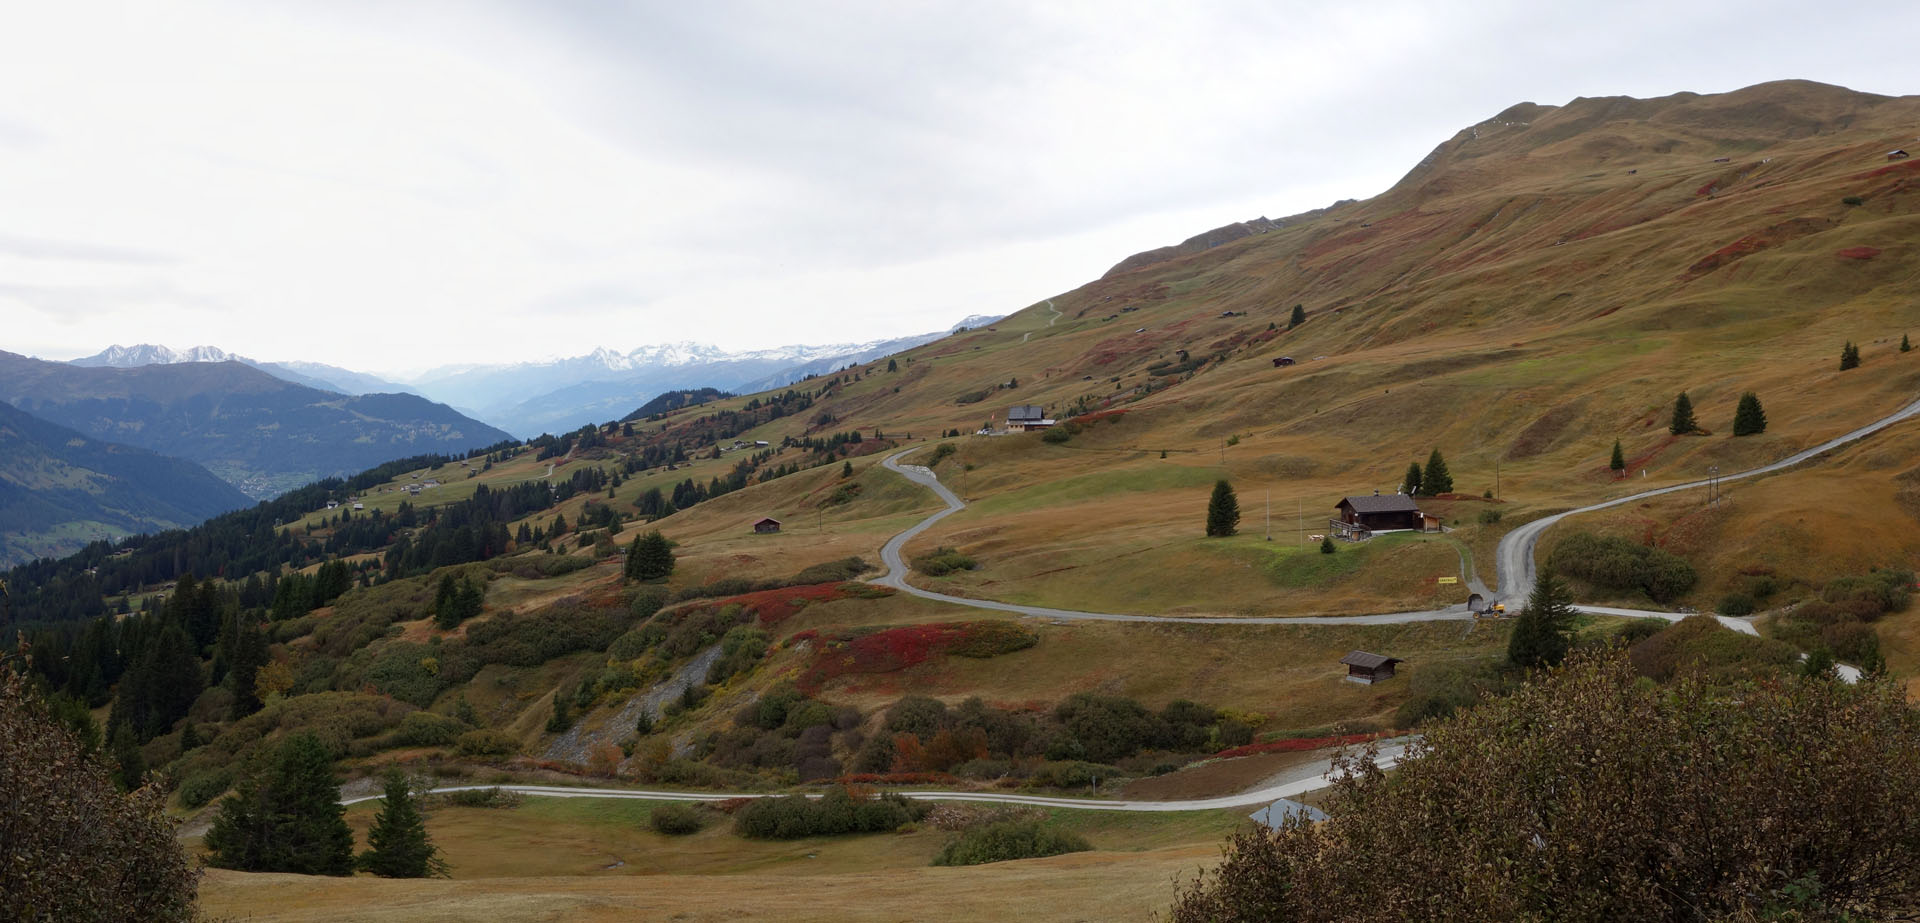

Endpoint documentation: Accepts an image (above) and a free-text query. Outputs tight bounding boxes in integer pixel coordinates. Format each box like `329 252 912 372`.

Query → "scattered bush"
732 788 930 840
1548 532 1696 603
1628 615 1797 683
1716 593 1756 617
431 787 523 809
912 547 978 576
177 767 234 809
1025 761 1123 790
649 801 708 835
1477 509 1504 525
933 818 1092 866
1842 195 1865 206
453 729 518 758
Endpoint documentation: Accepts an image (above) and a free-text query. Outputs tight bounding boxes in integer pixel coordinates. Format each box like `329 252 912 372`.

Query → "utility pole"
1265 490 1271 541
1495 458 1500 500
1297 497 1303 548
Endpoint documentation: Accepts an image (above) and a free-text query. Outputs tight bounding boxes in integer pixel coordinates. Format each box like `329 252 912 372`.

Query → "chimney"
1373 489 1380 496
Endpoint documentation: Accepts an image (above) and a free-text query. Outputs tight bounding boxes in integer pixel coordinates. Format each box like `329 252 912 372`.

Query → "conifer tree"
1420 450 1454 496
1732 392 1767 436
842 460 853 478
206 733 354 876
1288 304 1306 329
627 530 675 581
1902 334 1912 353
887 358 898 372
1402 462 1423 496
1320 535 1336 554
1609 440 1626 476
1506 570 1577 669
359 769 446 878
1840 341 1861 370
1670 392 1697 435
109 720 144 792
1205 480 1241 537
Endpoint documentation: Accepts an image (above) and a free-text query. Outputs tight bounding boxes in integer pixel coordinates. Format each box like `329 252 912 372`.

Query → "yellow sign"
1437 577 1459 585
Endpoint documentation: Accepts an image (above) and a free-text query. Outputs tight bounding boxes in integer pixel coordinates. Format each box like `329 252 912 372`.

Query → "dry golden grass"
199 796 1244 922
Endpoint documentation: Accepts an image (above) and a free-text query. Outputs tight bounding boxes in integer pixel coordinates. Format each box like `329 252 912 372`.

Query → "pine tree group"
1420 450 1454 496
205 733 355 876
1732 392 1768 437
1205 480 1240 537
1288 304 1306 329
1609 440 1626 476
1670 392 1697 435
359 769 446 878
1840 341 1862 370
433 575 483 630
625 531 675 581
1506 570 1577 669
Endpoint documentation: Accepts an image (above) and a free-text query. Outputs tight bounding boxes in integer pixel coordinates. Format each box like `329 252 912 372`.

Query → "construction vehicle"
1467 594 1507 618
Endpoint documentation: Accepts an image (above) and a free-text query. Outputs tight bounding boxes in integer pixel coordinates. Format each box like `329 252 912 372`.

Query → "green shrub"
177 767 234 809
707 625 772 684
1025 761 1123 790
649 801 708 835
1842 195 1865 206
1628 616 1797 683
912 547 978 577
453 729 518 758
732 788 930 840
949 622 1037 658
933 818 1091 866
790 557 870 584
1548 532 1696 603
432 787 523 809
1616 618 1669 644
1477 509 1504 525
1717 593 1756 617
1040 427 1072 444
928 443 957 466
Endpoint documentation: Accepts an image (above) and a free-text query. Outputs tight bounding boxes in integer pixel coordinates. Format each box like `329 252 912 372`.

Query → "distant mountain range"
71 344 419 398
61 317 1003 439
0 400 250 565
393 315 1005 437
1 352 512 499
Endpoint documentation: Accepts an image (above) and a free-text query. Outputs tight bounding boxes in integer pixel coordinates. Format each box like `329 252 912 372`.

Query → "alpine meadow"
5 19 1920 922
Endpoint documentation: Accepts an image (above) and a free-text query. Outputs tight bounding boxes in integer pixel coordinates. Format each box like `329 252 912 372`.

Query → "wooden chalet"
1890 149 1910 161
752 517 782 534
1340 650 1402 684
1272 356 1296 367
1006 404 1055 431
1330 492 1423 540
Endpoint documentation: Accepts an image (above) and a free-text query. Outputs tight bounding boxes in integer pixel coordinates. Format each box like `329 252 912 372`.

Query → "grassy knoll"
199 795 1245 922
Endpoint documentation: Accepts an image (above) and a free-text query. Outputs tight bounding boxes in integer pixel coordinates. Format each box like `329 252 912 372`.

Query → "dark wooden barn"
1334 493 1423 532
1340 650 1403 684
1272 356 1296 367
752 517 782 534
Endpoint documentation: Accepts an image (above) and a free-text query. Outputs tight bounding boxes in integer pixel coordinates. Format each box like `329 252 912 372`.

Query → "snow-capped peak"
71 344 240 368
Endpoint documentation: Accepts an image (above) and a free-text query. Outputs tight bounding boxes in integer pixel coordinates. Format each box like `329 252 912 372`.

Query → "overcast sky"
2 1 1915 377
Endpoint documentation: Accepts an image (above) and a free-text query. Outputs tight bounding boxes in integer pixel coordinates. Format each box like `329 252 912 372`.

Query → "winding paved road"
347 740 1411 813
339 397 1907 816
880 392 1920 637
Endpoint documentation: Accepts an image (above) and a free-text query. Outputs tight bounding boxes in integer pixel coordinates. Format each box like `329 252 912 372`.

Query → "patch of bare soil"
1119 749 1330 801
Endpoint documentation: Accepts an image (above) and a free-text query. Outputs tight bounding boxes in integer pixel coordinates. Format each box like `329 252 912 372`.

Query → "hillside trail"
1020 299 1060 343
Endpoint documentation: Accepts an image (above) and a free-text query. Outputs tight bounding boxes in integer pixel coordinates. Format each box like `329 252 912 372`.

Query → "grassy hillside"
0 400 249 564
13 78 1920 921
